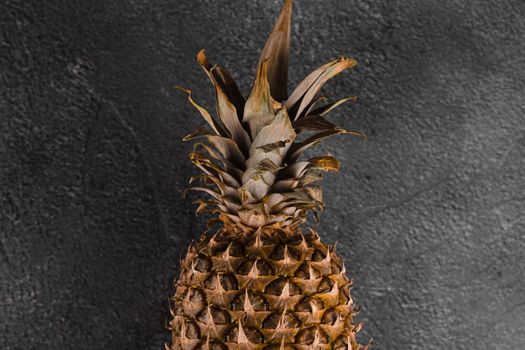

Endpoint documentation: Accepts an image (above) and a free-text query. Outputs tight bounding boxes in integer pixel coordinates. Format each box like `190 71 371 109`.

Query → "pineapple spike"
279 336 286 350
311 328 322 349
236 321 251 345
243 289 255 314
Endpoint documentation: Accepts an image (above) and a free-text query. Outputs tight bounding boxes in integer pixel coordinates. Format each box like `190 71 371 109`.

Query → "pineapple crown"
180 0 362 232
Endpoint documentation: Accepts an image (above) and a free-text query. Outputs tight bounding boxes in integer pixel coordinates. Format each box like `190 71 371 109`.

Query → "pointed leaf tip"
243 59 275 137
176 86 224 136
310 156 341 172
256 0 293 102
343 129 367 140
288 57 358 120
195 50 251 152
196 49 211 70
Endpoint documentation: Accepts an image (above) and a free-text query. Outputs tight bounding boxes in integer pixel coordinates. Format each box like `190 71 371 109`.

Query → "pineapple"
169 1 368 349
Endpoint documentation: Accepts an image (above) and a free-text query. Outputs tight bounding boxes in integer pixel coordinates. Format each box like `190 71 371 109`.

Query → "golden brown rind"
170 228 366 350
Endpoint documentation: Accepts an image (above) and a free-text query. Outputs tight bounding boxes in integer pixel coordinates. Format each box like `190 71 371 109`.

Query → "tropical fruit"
169 1 368 349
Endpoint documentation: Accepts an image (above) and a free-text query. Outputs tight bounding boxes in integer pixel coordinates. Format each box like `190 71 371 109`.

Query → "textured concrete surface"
1 0 525 349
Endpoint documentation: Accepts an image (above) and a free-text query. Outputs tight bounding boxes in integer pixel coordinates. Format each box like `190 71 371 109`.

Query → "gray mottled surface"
1 0 524 349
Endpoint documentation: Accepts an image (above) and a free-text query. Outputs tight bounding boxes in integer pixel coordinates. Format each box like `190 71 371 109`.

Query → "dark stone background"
1 0 524 349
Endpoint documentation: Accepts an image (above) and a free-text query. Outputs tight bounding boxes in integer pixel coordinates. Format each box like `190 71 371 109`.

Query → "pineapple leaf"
197 49 245 113
176 86 226 136
287 57 357 120
207 135 246 170
243 60 277 138
247 108 296 169
303 95 328 117
197 50 251 153
287 129 364 163
292 115 338 133
256 0 293 102
309 156 341 172
307 95 357 117
183 127 213 141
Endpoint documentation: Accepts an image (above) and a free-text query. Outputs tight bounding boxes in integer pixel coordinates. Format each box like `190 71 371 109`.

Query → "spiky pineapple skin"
169 228 364 350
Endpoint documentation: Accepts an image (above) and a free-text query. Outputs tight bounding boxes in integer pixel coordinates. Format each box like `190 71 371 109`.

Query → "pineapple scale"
169 228 365 350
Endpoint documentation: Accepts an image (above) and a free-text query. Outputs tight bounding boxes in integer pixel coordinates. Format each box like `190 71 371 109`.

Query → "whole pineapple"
170 1 369 349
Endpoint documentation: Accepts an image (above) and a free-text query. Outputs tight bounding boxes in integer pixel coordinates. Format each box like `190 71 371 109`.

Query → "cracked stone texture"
1 0 524 349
